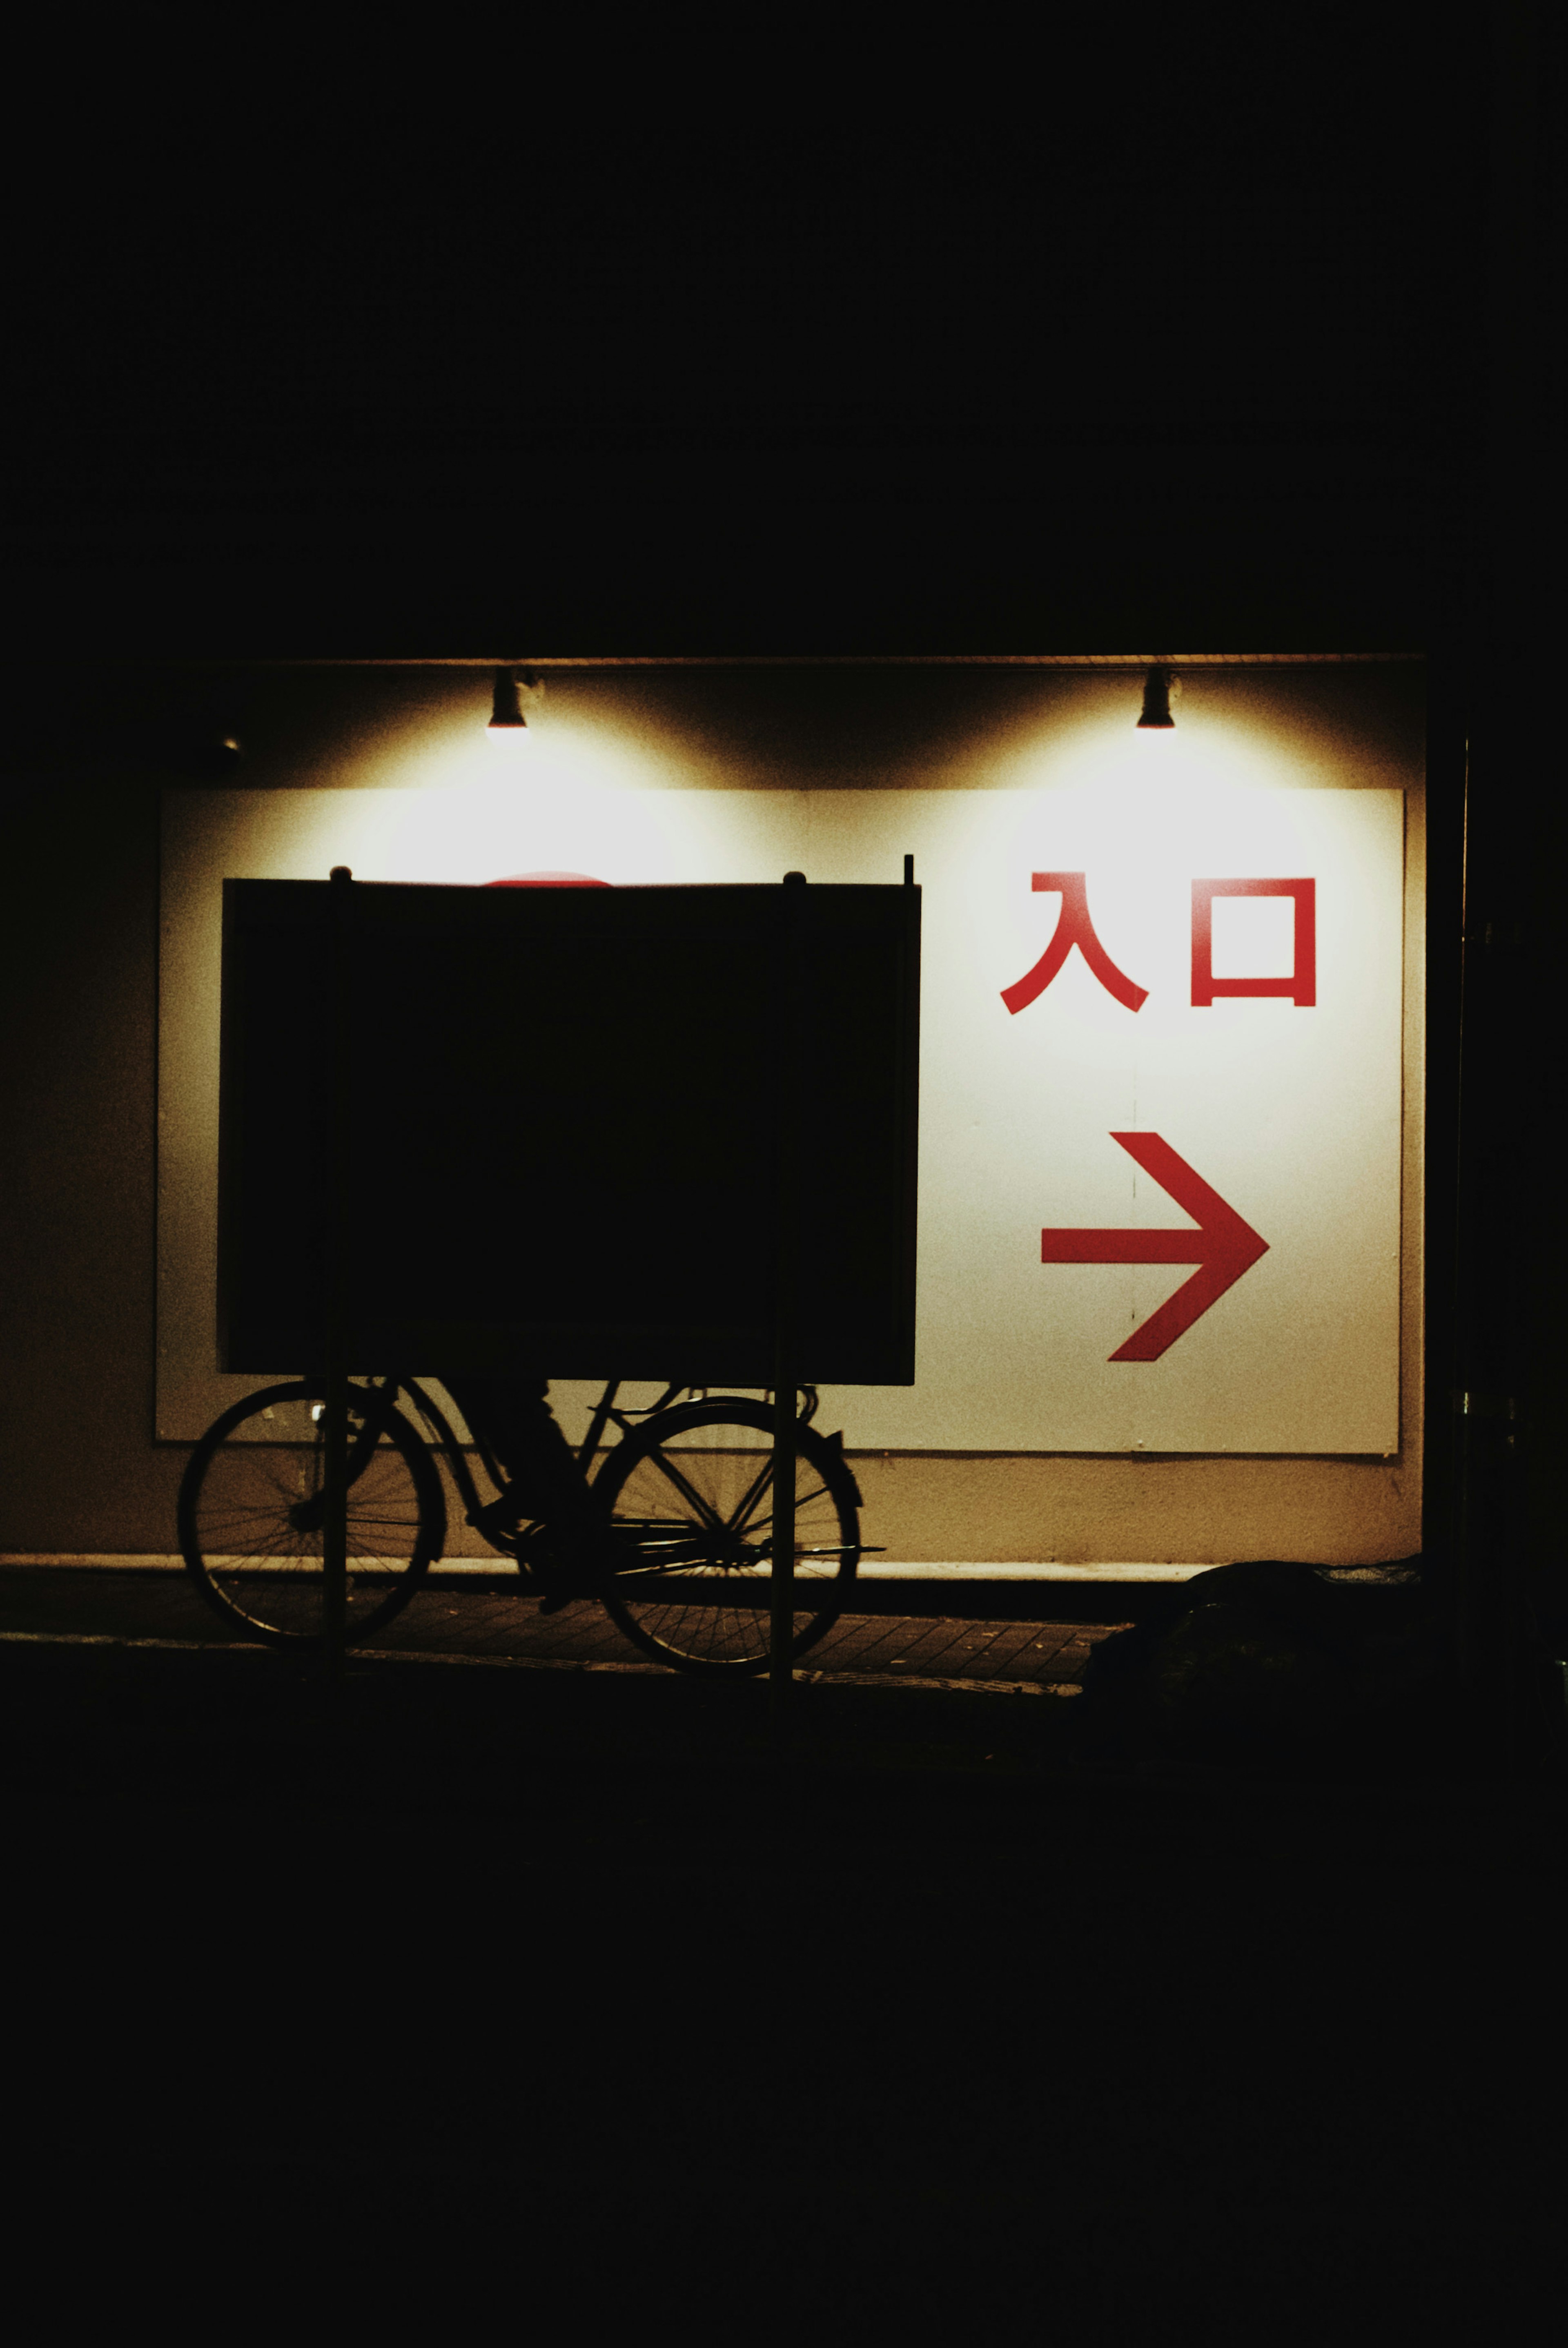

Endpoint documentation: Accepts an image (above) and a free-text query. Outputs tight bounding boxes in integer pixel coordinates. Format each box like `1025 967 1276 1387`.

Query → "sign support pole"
770 872 807 1734
322 864 353 1684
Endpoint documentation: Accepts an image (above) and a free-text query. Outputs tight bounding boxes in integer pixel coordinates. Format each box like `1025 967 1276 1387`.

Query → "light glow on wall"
156 662 1423 1575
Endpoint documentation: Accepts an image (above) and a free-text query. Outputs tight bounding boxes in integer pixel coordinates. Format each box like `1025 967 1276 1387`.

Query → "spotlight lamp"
1136 665 1178 729
488 666 543 733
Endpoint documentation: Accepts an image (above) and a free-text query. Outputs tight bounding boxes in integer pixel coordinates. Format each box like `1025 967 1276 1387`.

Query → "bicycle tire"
594 1399 860 1675
177 1380 445 1649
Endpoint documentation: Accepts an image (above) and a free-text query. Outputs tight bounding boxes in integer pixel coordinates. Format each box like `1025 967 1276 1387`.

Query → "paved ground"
2 1567 1565 2332
0 1563 1123 1688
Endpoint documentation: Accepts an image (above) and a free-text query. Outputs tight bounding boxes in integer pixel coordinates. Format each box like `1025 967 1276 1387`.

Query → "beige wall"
0 780 183 1547
0 660 1425 1565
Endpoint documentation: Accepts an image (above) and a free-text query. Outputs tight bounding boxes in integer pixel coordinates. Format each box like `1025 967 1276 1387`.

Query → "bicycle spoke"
641 1440 766 1534
180 1381 442 1647
597 1405 859 1672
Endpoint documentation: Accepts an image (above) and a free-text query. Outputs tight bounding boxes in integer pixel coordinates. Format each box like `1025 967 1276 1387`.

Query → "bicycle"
176 1376 864 1675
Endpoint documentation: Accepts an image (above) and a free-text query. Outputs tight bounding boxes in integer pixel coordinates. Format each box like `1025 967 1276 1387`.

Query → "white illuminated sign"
159 753 1404 1456
804 782 1403 1454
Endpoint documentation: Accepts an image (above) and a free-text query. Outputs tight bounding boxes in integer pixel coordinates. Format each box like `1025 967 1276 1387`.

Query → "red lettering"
1191 879 1316 1007
1002 874 1149 1015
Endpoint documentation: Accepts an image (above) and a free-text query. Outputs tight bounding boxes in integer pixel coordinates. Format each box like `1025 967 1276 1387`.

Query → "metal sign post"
769 872 807 1730
322 864 353 1681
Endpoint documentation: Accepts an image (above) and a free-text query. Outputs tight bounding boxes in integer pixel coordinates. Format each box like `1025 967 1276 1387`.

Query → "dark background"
0 12 1537 661
3 13 1567 2320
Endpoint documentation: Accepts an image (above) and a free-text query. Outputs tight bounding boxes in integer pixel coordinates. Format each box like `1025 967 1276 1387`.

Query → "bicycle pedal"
468 1496 522 1539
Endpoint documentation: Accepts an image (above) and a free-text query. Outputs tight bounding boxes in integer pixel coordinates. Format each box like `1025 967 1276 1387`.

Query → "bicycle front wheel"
177 1381 445 1648
595 1400 860 1675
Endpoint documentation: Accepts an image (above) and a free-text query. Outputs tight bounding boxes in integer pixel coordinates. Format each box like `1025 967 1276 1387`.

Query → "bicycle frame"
336 1374 823 1555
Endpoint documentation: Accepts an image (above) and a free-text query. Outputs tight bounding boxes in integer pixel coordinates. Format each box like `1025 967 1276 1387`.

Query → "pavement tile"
0 1567 1123 1689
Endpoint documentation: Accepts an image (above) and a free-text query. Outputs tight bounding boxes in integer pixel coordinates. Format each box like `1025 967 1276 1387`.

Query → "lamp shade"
488 669 528 729
1137 667 1176 728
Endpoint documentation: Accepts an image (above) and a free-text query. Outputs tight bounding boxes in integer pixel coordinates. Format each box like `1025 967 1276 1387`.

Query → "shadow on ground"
3 1624 1564 2332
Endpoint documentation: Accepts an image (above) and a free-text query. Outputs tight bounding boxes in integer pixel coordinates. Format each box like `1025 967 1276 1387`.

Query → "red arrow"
1040 1133 1269 1361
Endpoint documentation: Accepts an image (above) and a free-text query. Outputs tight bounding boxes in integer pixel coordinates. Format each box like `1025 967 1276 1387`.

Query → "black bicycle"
176 1376 863 1675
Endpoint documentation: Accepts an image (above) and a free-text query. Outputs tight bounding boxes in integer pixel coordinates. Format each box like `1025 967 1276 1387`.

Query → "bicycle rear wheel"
595 1399 860 1675
177 1380 445 1648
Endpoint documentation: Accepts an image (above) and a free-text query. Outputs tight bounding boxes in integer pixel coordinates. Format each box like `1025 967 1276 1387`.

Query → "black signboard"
218 877 919 1384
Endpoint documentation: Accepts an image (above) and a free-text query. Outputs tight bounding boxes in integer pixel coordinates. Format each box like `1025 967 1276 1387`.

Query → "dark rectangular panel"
218 878 919 1383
